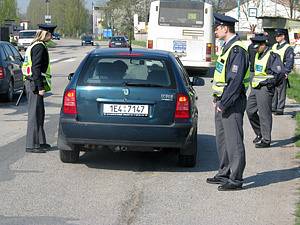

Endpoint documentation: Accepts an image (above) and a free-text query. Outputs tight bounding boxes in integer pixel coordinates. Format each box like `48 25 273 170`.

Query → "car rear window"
78 57 175 88
112 37 126 42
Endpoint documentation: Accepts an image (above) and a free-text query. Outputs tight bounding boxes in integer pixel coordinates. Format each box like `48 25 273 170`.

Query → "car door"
3 43 23 91
8 44 23 90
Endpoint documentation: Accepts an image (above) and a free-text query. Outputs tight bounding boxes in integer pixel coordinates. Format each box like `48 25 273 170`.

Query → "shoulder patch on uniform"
231 64 239 73
233 46 239 53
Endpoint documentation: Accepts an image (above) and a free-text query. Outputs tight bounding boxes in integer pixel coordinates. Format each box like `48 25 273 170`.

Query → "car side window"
8 44 22 61
3 44 14 61
175 57 190 86
0 46 7 61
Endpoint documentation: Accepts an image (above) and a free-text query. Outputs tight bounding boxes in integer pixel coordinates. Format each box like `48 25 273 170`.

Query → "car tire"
60 145 80 163
178 129 197 167
5 79 14 102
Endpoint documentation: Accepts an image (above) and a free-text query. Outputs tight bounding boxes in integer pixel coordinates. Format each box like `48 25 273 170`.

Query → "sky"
17 0 107 14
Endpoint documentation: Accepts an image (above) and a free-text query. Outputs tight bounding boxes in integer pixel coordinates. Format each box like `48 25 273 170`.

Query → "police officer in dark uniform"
206 13 249 191
24 24 56 153
246 34 285 148
272 28 294 115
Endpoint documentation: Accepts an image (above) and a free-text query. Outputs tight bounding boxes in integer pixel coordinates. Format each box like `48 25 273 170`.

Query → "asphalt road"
0 39 299 225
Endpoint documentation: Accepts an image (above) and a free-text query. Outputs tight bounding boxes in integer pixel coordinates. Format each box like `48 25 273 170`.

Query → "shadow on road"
80 134 219 173
243 167 300 189
271 135 300 148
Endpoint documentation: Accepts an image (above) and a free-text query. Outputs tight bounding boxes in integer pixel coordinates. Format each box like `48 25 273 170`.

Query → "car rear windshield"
112 37 126 42
19 31 37 39
78 56 175 88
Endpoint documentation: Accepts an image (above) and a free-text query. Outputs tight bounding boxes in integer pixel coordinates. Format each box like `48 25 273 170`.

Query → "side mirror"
68 72 74 81
190 76 205 86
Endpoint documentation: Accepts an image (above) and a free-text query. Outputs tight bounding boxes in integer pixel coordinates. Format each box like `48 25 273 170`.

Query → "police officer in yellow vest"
272 28 294 115
246 34 285 148
206 13 249 191
22 24 56 153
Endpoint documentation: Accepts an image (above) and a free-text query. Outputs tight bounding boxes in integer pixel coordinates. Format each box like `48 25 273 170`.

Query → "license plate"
116 43 121 46
173 40 187 53
103 104 149 116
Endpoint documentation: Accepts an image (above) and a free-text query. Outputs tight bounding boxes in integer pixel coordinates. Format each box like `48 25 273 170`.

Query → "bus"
147 0 214 73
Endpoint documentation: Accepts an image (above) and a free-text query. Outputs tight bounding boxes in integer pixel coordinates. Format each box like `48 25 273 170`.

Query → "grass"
287 73 300 149
287 72 300 225
131 40 146 48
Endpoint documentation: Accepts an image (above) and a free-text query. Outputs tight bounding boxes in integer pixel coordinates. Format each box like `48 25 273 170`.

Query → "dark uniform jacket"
31 42 49 91
217 35 249 111
274 42 294 74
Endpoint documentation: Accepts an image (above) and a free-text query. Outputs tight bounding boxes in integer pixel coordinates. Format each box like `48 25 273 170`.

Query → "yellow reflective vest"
272 43 290 62
252 50 274 88
22 41 52 92
212 40 250 97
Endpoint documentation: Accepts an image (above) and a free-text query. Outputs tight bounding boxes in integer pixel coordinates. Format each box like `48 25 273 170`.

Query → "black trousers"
25 80 46 149
272 79 287 112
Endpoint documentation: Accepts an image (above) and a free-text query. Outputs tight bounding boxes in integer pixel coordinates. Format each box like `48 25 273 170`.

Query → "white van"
17 30 37 51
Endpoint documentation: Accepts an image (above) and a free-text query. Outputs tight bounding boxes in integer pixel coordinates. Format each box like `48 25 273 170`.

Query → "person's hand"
285 74 288 79
216 106 222 112
38 90 45 96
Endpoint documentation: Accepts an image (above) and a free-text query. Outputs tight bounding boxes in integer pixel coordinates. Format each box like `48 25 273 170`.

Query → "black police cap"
213 13 238 27
274 28 287 36
250 33 269 48
38 24 57 34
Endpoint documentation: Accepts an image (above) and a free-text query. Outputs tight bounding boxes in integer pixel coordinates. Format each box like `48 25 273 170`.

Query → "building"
225 0 300 33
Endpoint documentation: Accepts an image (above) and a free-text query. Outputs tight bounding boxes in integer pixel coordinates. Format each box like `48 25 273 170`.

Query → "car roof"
90 48 173 58
0 41 13 45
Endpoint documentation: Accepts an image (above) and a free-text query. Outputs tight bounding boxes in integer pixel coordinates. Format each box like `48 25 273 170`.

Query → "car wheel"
60 145 80 163
178 129 197 167
5 79 14 102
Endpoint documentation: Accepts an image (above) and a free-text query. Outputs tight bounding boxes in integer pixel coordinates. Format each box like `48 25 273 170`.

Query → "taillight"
175 94 190 119
206 43 212 62
147 40 153 49
63 89 77 114
109 42 112 48
0 66 4 79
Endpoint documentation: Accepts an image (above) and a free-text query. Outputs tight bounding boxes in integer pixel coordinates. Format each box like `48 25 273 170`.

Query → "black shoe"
255 139 270 148
26 148 46 153
274 111 283 115
206 176 227 184
218 181 242 191
252 135 262 144
40 143 51 149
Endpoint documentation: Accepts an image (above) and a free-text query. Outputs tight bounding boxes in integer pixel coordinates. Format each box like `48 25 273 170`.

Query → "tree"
0 0 18 25
26 0 89 37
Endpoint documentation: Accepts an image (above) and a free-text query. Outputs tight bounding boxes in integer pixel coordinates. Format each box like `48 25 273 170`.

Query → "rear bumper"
58 117 196 150
0 79 9 94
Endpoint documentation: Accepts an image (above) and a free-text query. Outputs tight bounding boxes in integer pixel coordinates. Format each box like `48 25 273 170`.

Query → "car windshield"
83 36 92 40
19 31 37 39
78 57 172 87
112 37 126 42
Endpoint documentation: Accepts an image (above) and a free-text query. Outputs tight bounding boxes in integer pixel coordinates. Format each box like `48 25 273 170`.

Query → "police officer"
246 34 285 148
272 28 294 115
206 13 249 191
22 24 56 153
